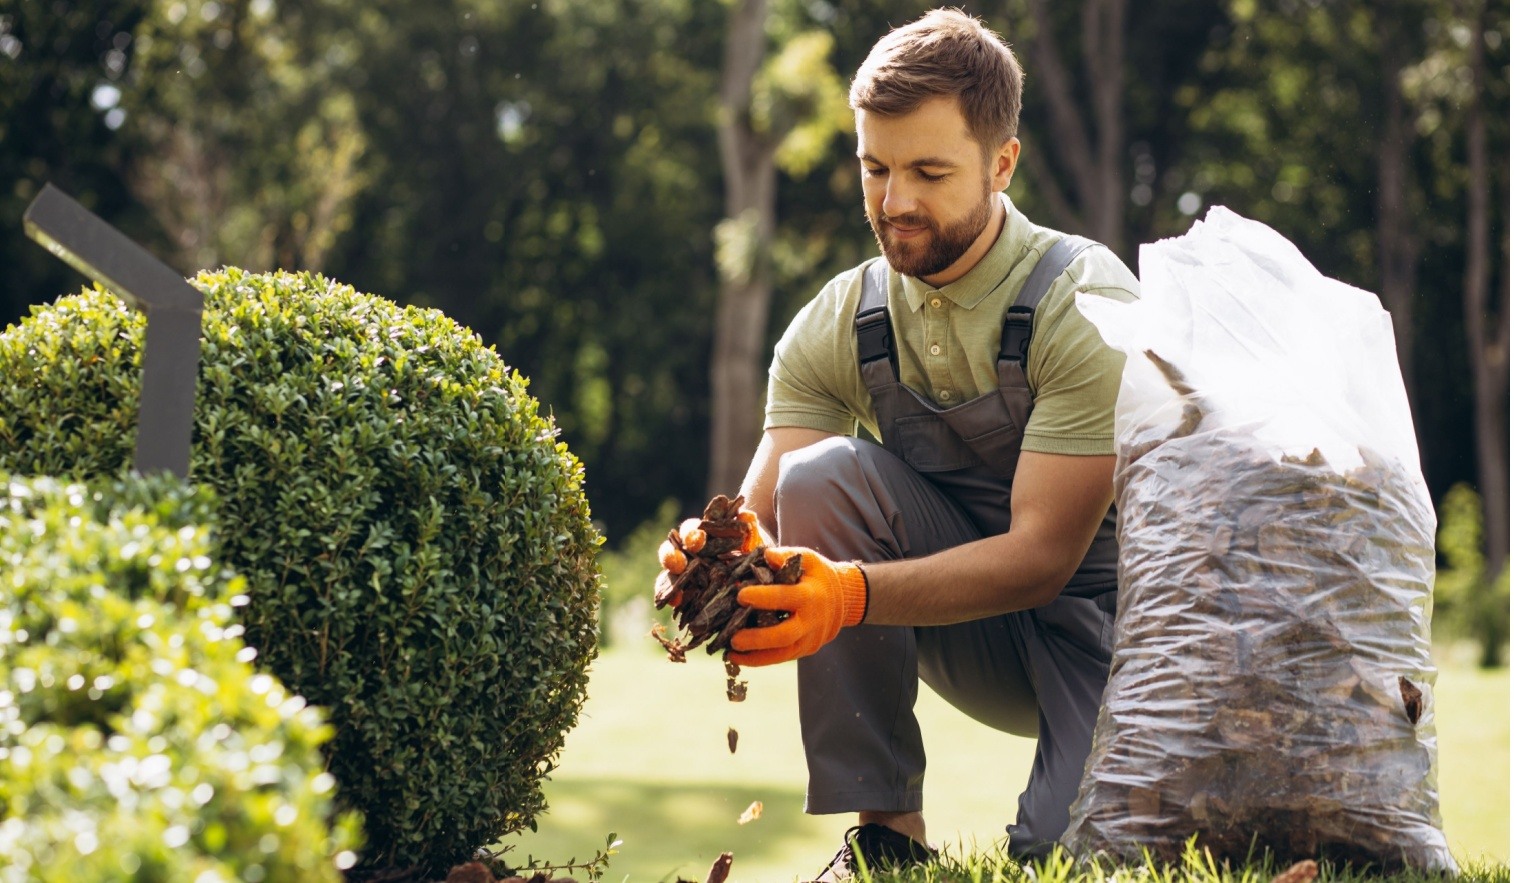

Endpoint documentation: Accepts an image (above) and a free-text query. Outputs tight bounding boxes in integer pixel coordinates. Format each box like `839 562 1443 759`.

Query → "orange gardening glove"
728 547 869 666
657 518 707 576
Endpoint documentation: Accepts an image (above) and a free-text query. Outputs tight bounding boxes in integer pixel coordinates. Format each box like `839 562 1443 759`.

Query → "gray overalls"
772 237 1120 857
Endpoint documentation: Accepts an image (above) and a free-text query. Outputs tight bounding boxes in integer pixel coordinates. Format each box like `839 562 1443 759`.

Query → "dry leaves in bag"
1062 354 1453 872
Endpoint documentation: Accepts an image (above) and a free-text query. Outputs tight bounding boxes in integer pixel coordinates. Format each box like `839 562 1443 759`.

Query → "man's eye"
862 166 887 178
918 171 947 182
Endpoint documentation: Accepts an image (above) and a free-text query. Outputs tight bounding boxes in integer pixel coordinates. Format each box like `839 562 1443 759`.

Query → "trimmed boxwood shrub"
0 473 361 882
0 269 603 871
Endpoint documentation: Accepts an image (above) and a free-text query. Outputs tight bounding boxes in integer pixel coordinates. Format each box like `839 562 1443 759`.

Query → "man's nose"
881 179 917 218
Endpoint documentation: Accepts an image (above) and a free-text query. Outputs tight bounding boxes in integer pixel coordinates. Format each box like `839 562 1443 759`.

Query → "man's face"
856 96 1019 285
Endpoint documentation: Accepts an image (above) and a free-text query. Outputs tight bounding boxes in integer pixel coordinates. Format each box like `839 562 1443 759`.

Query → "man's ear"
993 137 1021 190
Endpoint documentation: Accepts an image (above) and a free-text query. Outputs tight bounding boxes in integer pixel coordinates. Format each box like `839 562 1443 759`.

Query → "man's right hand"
654 509 768 603
657 518 709 576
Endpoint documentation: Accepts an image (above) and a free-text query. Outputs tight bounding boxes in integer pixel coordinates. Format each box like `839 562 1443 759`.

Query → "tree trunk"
1375 14 1422 409
1021 0 1128 254
1083 0 1126 251
1461 0 1509 585
707 0 776 498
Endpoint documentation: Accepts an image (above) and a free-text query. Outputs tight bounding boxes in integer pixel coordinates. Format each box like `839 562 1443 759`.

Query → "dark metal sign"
23 183 204 479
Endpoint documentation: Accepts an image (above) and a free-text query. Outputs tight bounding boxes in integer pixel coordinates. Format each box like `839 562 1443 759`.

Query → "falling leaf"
705 852 735 883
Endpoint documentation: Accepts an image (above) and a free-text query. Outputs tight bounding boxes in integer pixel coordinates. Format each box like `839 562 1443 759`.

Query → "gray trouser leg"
774 437 1112 858
995 593 1115 857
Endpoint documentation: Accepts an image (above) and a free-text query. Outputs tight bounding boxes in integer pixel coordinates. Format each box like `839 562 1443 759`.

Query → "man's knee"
773 436 897 545
775 436 865 495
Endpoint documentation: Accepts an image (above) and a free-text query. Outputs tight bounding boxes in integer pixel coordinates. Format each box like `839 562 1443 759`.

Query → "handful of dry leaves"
651 494 796 662
1061 354 1454 872
650 494 800 752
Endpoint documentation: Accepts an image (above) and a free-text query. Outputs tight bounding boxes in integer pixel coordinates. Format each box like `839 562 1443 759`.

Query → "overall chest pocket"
888 414 982 473
934 387 1030 480
885 388 1029 475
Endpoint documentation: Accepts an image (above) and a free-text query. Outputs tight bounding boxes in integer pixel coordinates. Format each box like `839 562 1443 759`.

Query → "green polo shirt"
765 195 1139 455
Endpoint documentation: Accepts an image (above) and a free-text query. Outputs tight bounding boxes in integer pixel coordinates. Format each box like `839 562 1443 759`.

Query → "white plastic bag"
1062 207 1455 872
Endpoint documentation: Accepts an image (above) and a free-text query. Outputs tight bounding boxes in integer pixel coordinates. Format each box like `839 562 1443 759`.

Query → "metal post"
22 183 204 478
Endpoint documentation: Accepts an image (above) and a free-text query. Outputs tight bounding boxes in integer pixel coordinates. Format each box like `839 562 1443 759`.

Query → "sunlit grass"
498 635 1509 883
856 840 1512 883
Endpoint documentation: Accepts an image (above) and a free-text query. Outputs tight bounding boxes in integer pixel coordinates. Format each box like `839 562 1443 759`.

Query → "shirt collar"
899 193 1030 313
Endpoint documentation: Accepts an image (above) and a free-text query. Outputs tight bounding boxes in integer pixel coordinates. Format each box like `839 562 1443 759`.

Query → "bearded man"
659 8 1139 878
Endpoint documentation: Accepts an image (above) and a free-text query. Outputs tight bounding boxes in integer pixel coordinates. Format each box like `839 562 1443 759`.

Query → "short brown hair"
849 8 1023 149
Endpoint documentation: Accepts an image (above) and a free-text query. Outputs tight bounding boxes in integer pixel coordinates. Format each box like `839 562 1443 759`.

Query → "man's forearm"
857 451 1116 627
857 529 1072 626
737 427 838 539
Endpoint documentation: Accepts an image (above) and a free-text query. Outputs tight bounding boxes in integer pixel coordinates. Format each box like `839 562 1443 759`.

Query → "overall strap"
1000 235 1097 365
855 258 897 382
855 235 1099 378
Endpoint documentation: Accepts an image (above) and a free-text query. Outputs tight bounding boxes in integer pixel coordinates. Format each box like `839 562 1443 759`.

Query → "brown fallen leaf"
727 726 739 754
650 624 687 663
737 801 763 825
1269 859 1319 883
1400 676 1423 725
726 658 748 702
705 852 735 883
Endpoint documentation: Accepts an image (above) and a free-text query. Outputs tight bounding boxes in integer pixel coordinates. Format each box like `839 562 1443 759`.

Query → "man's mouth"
887 220 928 239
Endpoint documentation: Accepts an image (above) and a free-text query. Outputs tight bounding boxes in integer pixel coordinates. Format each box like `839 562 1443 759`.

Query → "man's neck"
919 196 1007 288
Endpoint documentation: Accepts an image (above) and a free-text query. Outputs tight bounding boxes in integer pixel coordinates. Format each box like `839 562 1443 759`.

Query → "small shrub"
1435 483 1510 667
0 269 604 870
0 473 361 881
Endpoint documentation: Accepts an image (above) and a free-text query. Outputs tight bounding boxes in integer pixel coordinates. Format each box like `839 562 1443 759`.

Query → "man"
660 8 1138 876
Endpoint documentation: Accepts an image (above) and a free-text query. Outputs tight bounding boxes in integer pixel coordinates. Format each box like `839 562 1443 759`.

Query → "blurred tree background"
2 0 1507 660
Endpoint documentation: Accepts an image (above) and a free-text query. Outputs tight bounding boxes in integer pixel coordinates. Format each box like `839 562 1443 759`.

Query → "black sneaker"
812 823 938 880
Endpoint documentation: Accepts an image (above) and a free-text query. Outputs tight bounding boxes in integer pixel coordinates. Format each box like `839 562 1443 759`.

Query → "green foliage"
1435 483 1510 668
289 0 732 541
1 0 1503 570
118 0 369 272
1175 1 1393 274
0 269 604 871
753 29 851 176
488 831 621 882
0 1 162 333
0 473 361 882
851 840 1508 883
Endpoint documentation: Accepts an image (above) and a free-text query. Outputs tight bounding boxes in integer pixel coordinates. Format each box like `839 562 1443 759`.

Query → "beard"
868 182 996 279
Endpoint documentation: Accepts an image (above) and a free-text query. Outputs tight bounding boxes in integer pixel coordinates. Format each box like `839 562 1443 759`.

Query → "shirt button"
938 389 952 401
930 297 943 308
929 344 941 356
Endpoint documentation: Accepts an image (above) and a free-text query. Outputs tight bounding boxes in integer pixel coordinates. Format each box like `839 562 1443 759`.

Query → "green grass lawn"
497 640 1509 883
